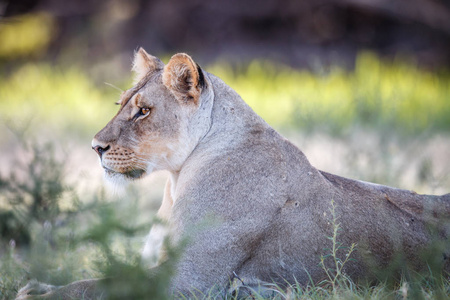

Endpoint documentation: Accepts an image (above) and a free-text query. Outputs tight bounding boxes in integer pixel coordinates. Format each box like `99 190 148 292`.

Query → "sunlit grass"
0 52 449 138
209 52 450 134
0 63 120 138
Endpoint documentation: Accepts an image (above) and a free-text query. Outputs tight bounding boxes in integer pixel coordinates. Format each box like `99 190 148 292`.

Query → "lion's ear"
163 53 206 105
132 47 164 84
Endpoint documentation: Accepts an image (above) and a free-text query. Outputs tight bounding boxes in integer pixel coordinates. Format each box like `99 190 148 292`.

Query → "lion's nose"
92 139 110 158
93 145 110 157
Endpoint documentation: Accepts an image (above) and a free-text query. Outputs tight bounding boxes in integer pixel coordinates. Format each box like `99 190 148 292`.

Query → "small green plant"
81 202 177 300
0 137 80 299
319 199 357 295
0 138 75 249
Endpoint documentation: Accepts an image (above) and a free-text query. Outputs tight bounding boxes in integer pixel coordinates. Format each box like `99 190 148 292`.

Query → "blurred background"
1 0 449 192
0 0 449 298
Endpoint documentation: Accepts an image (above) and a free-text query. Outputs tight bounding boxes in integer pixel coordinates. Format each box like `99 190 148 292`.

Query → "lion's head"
92 49 213 183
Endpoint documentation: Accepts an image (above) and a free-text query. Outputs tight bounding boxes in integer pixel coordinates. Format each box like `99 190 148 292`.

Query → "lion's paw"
15 280 57 300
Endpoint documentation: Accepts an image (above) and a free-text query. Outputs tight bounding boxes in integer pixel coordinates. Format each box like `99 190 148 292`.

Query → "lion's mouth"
103 166 146 180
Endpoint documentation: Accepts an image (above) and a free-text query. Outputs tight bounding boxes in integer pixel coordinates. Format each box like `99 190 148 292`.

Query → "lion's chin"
104 167 147 183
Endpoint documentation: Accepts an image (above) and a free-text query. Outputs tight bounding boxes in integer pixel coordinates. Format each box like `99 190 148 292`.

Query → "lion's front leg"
169 218 267 298
142 222 170 266
142 178 174 266
16 279 103 300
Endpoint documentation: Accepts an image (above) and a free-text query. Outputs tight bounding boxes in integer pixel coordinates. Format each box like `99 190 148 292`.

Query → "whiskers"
106 135 194 176
104 82 124 93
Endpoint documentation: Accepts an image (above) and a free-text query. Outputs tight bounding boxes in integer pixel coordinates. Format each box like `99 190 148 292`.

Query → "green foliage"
0 139 73 248
83 203 176 300
0 246 28 299
0 137 176 299
0 139 76 298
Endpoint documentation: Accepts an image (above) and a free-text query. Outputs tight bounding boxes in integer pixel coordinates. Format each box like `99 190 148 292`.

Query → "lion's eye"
140 107 150 115
133 107 151 121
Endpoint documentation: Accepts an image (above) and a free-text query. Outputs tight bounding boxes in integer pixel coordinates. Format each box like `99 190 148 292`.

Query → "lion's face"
92 49 212 183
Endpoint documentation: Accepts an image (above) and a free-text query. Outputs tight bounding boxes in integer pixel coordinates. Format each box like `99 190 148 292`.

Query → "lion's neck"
202 74 271 146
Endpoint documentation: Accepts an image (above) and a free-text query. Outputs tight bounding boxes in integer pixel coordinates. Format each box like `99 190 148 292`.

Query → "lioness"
17 49 450 299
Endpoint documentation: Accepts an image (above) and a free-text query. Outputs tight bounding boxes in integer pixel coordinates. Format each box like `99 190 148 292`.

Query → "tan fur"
17 50 450 299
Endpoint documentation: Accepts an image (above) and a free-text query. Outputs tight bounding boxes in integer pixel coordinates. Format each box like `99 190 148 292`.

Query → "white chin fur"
102 166 154 196
103 172 129 196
